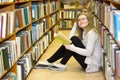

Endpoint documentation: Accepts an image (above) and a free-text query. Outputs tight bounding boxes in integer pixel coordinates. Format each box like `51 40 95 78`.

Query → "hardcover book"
54 32 72 44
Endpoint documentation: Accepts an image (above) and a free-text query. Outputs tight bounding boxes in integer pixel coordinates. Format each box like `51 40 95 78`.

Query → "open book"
54 32 72 44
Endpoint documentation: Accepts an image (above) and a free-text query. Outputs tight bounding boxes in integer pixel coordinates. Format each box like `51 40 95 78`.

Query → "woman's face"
77 15 89 29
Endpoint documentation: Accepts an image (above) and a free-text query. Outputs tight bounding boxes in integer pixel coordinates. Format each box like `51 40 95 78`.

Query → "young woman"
35 12 103 73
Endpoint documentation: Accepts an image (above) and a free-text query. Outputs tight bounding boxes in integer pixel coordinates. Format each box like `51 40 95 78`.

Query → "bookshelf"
59 2 81 30
0 0 60 79
92 0 120 80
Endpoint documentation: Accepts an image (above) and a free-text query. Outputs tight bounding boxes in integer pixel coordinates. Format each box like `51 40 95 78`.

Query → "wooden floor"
26 30 105 80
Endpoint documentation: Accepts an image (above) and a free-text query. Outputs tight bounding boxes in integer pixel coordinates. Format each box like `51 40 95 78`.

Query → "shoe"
49 63 67 71
34 61 52 69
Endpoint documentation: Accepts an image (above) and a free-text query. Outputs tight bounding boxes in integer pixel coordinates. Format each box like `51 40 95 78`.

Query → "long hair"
76 12 95 40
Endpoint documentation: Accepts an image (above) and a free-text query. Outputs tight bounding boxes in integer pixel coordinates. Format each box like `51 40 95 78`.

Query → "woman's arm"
68 31 98 56
69 22 77 39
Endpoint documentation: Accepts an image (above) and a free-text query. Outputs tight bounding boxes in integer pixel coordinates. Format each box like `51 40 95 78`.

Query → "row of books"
60 10 81 19
49 13 59 27
0 2 59 40
0 6 31 39
15 0 30 3
93 5 120 79
101 26 120 79
0 0 31 3
16 6 32 29
0 40 18 74
0 29 32 76
104 56 114 80
0 0 14 3
93 3 120 46
2 72 17 80
17 31 52 80
32 17 57 43
32 1 59 21
60 1 81 9
0 0 62 3
49 1 59 14
0 11 15 39
0 0 59 79
32 30 52 62
60 20 73 28
33 40 43 62
17 51 33 80
0 29 53 78
16 29 32 57
103 49 120 80
112 0 120 1
32 22 44 43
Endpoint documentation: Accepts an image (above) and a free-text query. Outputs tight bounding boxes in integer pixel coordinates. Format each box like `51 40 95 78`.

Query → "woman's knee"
70 36 80 42
70 36 84 48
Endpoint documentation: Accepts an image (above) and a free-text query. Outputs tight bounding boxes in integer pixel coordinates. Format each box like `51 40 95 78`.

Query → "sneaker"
49 63 67 71
34 61 52 69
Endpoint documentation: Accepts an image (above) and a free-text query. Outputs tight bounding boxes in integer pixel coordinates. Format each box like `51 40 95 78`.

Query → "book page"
54 32 72 44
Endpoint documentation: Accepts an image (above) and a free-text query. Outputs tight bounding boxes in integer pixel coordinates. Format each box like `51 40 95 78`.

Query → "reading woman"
36 12 102 73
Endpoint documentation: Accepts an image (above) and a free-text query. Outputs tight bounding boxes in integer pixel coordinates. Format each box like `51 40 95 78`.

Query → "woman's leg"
47 36 82 63
47 36 80 64
71 36 85 48
34 44 67 69
47 36 87 69
73 53 87 70
60 36 87 70
47 45 66 63
71 36 87 69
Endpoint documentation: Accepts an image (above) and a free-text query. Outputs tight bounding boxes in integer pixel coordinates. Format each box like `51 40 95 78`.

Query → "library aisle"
26 30 105 80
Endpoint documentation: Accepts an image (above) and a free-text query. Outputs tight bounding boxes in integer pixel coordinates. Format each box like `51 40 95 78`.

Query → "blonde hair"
76 12 97 40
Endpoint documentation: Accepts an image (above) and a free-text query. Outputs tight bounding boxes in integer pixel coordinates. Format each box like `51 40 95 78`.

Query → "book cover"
2 72 17 80
9 11 15 34
54 32 72 44
17 59 25 80
16 9 24 28
0 50 4 76
23 7 29 25
1 12 7 38
0 47 10 70
115 49 120 78
0 15 2 39
113 11 120 44
117 53 120 78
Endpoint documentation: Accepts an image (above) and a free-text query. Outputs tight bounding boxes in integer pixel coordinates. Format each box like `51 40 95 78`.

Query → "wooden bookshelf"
0 0 60 79
92 0 120 80
59 1 81 30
